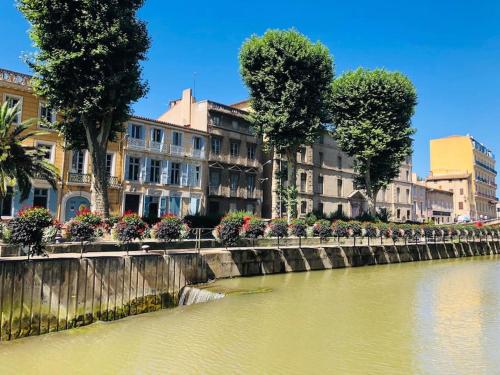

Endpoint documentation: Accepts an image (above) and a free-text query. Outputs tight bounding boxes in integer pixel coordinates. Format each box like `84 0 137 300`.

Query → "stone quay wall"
0 239 499 341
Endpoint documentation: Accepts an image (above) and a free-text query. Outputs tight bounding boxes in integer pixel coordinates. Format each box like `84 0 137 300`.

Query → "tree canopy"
19 0 150 215
330 68 417 214
239 29 334 219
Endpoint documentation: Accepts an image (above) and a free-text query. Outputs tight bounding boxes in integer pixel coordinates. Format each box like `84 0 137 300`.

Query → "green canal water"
2 256 500 375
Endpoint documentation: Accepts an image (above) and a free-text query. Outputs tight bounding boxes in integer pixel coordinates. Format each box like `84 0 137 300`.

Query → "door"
65 196 90 221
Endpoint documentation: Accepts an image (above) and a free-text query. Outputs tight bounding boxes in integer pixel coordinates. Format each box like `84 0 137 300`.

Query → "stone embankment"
0 239 498 341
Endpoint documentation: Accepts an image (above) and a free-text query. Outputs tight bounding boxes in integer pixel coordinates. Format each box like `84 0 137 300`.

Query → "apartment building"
430 135 498 220
412 174 454 223
0 68 207 221
426 173 472 221
158 89 263 215
260 130 414 221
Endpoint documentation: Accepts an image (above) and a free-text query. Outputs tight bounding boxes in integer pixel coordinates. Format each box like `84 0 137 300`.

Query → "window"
229 202 238 212
406 171 410 181
39 102 56 124
37 143 54 162
130 124 143 139
150 159 161 183
230 173 239 192
211 115 221 126
337 155 342 170
106 154 114 176
1 187 13 216
407 210 411 220
172 132 182 146
459 202 464 210
301 201 307 214
337 204 343 215
124 194 140 214
151 128 162 143
192 166 201 186
406 189 410 204
209 201 220 213
247 174 255 193
33 188 48 208
193 136 202 150
396 187 401 203
318 152 324 167
318 202 324 215
317 175 324 194
246 203 255 214
460 188 464 195
247 143 256 160
230 141 240 157
300 173 307 192
211 137 221 155
210 170 221 187
5 95 22 123
397 209 401 219
71 151 86 174
337 179 343 196
300 148 306 163
170 162 180 185
128 157 141 181
231 120 239 130
168 196 181 216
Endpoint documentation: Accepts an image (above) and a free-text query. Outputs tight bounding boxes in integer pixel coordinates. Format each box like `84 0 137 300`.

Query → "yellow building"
0 68 207 221
430 135 498 220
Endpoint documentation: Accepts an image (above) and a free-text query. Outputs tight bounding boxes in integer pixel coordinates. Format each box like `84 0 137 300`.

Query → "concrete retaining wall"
0 239 499 341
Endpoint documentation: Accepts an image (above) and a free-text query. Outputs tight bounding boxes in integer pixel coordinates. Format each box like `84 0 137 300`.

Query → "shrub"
9 207 54 255
355 211 377 223
305 213 318 226
332 220 350 237
328 207 350 222
348 221 363 237
153 215 184 242
389 224 401 241
74 208 102 227
422 225 435 238
213 212 250 246
363 222 377 238
378 223 391 238
375 208 391 223
313 219 332 239
113 212 147 243
243 217 266 239
65 220 95 242
268 218 289 238
400 224 413 238
290 219 307 237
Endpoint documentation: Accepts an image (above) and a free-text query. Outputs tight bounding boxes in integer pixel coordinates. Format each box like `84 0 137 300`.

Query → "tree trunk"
286 147 298 223
364 158 376 216
85 118 112 218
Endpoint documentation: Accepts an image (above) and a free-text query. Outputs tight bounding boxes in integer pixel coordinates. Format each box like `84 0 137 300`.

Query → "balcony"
68 173 121 187
127 137 146 149
230 187 239 197
170 144 184 156
149 141 167 153
208 152 227 162
245 189 261 199
209 185 222 196
190 148 205 159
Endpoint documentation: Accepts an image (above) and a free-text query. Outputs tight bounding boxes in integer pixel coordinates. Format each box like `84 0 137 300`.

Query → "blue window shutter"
181 163 189 186
186 164 193 186
48 188 57 215
140 157 147 182
161 160 169 184
159 196 167 217
127 123 133 137
125 155 130 180
200 137 205 150
145 158 152 182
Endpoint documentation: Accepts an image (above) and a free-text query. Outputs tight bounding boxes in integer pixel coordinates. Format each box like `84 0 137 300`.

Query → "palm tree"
0 101 58 201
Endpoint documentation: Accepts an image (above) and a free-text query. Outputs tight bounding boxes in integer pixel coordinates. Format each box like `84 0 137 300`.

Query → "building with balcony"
158 89 263 215
430 135 498 220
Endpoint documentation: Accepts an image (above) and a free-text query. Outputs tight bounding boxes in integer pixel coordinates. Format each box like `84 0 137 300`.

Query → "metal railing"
170 144 184 156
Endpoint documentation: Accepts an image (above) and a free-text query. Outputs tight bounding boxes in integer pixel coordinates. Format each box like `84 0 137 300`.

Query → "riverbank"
0 238 498 341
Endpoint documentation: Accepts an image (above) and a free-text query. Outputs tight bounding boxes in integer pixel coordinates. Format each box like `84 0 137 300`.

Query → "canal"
1 256 500 374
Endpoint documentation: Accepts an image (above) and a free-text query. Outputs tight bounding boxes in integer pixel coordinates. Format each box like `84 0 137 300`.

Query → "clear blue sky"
1 0 499 191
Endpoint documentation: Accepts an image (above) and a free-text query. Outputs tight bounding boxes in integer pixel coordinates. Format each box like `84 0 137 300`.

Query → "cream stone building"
159 89 263 215
412 174 455 223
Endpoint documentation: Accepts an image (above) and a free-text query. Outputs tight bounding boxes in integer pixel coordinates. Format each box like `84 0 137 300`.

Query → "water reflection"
1 257 500 374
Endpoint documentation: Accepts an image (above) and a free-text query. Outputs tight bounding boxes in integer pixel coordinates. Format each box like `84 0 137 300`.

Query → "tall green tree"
330 68 417 216
0 102 58 200
19 0 150 217
239 29 334 221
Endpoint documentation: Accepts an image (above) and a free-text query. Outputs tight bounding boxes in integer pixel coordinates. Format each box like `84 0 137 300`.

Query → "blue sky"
1 0 499 190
